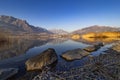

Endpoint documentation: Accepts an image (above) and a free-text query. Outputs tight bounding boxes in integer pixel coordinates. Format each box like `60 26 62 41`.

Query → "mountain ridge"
72 25 120 34
0 15 120 35
0 15 52 34
49 29 68 34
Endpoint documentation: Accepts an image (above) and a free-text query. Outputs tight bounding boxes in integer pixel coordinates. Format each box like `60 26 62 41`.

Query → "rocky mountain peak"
72 25 120 34
0 15 29 26
49 29 68 34
0 15 51 34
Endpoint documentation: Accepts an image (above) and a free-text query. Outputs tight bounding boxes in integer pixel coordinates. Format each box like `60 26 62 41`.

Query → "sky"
0 0 120 32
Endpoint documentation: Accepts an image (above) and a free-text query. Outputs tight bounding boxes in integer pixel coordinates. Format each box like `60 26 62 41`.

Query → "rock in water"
61 48 90 61
0 68 18 80
84 42 104 52
83 46 97 52
25 48 58 71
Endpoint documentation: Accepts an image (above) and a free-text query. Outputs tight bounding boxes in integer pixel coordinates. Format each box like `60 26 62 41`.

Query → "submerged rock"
84 42 104 52
25 48 58 71
61 48 90 61
0 68 18 80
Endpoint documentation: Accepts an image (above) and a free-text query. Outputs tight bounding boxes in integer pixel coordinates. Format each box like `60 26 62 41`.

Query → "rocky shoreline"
1 42 120 80
33 42 120 80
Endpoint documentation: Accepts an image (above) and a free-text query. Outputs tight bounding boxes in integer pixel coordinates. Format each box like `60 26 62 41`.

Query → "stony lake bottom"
0 37 120 80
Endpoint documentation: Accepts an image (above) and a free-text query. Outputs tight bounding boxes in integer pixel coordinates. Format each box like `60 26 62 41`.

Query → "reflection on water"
0 37 120 79
47 38 68 44
0 37 120 61
0 38 52 61
25 39 89 57
84 37 120 43
73 37 120 44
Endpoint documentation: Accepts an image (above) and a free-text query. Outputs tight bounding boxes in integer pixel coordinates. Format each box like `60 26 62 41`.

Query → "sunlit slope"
71 32 120 43
71 32 120 40
71 34 80 39
82 32 120 38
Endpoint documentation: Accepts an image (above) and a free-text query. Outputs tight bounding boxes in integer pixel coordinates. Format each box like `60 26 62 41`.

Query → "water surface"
0 38 117 69
0 37 119 79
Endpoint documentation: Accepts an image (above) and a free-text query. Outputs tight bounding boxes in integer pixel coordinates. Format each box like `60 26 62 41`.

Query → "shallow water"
0 38 119 79
0 38 116 67
26 40 89 57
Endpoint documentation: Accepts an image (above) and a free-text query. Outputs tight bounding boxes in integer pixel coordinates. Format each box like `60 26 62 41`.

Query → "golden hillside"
71 34 80 40
82 32 120 39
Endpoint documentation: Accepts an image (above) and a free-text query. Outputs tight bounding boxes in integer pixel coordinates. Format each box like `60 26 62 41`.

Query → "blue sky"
0 0 120 32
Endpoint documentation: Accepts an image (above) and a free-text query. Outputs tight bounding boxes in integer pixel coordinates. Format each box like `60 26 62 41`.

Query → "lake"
0 37 119 79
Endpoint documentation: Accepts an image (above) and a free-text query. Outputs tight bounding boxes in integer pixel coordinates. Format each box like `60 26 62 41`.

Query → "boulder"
25 48 58 71
111 41 120 52
83 46 97 52
84 42 104 52
61 48 90 61
0 68 18 80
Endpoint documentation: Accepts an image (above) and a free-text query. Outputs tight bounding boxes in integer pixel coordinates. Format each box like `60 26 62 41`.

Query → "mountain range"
49 29 68 34
0 15 120 35
72 25 120 34
0 15 52 34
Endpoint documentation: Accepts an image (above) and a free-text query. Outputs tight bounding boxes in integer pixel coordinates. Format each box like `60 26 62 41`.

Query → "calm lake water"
0 38 116 68
0 38 119 79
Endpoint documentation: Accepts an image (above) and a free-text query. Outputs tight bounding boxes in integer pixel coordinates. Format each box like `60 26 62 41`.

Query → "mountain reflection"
0 38 52 61
47 38 68 44
72 37 120 44
0 37 119 61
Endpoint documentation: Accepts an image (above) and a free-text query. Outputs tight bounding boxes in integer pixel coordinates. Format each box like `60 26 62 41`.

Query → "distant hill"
72 25 120 34
49 29 68 34
0 15 52 34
